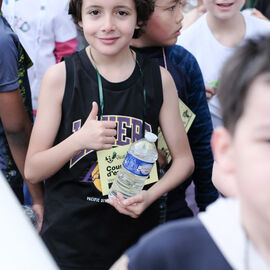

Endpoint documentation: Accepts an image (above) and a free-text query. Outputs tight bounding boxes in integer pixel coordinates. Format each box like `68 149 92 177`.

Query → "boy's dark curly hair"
68 0 154 38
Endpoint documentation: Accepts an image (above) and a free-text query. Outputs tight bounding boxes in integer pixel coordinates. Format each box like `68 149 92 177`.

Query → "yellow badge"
97 144 158 196
158 98 195 163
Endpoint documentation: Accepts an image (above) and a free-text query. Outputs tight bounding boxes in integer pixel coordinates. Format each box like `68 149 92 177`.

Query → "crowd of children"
1 0 270 269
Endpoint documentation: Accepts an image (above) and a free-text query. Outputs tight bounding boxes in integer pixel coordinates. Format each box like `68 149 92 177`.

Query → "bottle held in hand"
108 132 158 200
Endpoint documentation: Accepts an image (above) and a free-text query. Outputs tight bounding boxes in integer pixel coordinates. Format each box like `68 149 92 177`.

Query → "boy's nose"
101 15 116 32
176 3 184 24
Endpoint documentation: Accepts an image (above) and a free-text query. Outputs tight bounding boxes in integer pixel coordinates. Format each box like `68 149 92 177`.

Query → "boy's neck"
130 36 163 49
206 12 246 48
87 46 136 82
241 204 270 266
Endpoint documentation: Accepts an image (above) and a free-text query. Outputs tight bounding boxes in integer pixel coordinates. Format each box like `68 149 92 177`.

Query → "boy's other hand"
205 85 216 100
252 8 269 21
32 203 44 234
157 149 168 169
106 191 150 219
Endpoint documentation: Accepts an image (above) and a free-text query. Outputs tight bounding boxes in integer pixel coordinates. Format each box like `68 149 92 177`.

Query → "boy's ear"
211 127 238 197
78 21 83 28
211 126 234 173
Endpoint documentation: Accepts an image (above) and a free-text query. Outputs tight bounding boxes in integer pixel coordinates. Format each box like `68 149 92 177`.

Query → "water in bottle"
108 132 158 200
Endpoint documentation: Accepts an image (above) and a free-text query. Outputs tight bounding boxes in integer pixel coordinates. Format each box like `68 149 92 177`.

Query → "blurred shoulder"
125 218 232 270
243 12 270 36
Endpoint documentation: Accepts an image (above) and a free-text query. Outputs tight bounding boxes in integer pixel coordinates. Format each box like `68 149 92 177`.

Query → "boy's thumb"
88 101 99 120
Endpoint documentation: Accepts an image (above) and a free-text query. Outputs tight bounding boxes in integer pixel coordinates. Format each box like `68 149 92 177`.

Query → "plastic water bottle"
108 132 158 200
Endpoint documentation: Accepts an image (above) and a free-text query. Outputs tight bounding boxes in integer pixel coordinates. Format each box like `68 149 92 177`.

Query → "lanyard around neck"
94 58 147 138
162 47 168 70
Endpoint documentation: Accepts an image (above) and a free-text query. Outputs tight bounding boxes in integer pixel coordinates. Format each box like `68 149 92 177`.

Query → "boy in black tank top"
24 0 194 269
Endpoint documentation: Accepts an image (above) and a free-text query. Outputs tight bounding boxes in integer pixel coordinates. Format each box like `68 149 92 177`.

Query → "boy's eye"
90 9 100 16
118 10 128 16
167 5 176 11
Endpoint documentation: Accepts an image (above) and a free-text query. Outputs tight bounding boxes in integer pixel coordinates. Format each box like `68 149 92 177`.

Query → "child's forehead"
248 73 270 96
243 73 270 117
155 0 180 5
82 0 135 7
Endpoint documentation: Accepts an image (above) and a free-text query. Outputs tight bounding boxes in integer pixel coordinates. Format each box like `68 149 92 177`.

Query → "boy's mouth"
217 3 233 8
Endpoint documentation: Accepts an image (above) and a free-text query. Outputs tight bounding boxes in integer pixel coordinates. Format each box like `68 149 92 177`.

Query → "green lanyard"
95 59 147 138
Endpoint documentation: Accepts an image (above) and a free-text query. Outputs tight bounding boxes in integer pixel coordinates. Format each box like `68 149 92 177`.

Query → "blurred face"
79 0 137 56
230 74 270 224
141 0 184 47
203 0 245 20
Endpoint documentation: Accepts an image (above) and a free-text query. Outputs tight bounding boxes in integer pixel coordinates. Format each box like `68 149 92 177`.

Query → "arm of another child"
107 67 194 218
24 62 116 184
0 89 44 232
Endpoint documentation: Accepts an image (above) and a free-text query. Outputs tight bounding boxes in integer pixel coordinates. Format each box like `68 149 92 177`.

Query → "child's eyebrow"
84 5 133 11
84 4 101 10
114 5 134 11
156 0 180 8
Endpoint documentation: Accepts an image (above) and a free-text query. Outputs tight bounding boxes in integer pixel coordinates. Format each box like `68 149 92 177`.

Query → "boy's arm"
24 62 116 184
0 88 44 231
147 68 194 201
107 68 194 218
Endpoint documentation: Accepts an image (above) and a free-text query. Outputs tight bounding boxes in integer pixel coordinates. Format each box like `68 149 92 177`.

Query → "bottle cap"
145 132 158 143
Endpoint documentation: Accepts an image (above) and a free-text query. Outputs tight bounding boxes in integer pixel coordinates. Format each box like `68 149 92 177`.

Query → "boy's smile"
216 2 234 10
99 37 120 45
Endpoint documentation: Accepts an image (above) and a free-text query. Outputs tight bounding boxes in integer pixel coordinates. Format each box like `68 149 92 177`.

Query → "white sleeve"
53 0 77 43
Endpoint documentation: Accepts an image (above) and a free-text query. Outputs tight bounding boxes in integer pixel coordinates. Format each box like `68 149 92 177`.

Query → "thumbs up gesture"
75 102 116 151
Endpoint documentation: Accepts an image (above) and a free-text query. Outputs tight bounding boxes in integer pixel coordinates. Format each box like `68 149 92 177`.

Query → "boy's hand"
252 8 269 21
32 203 44 234
76 102 116 150
157 149 168 169
106 191 150 219
205 85 216 100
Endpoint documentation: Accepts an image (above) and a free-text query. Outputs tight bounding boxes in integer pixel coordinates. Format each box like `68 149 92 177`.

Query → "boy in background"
131 0 218 220
112 34 270 270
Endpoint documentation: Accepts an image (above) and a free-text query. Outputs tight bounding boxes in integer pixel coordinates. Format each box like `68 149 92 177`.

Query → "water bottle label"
122 152 154 177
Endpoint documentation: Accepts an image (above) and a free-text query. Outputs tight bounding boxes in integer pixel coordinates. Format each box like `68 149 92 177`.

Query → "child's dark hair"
68 0 154 38
217 35 270 133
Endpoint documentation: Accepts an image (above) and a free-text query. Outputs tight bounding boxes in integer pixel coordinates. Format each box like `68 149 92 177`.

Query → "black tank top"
41 49 163 270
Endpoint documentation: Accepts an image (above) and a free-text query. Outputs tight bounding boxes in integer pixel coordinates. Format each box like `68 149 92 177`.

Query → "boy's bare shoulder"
44 62 66 86
41 62 66 97
40 61 66 101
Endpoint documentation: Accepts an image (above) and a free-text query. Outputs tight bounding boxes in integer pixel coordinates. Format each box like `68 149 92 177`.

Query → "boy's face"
213 74 270 223
79 0 137 56
139 0 183 47
203 0 245 20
